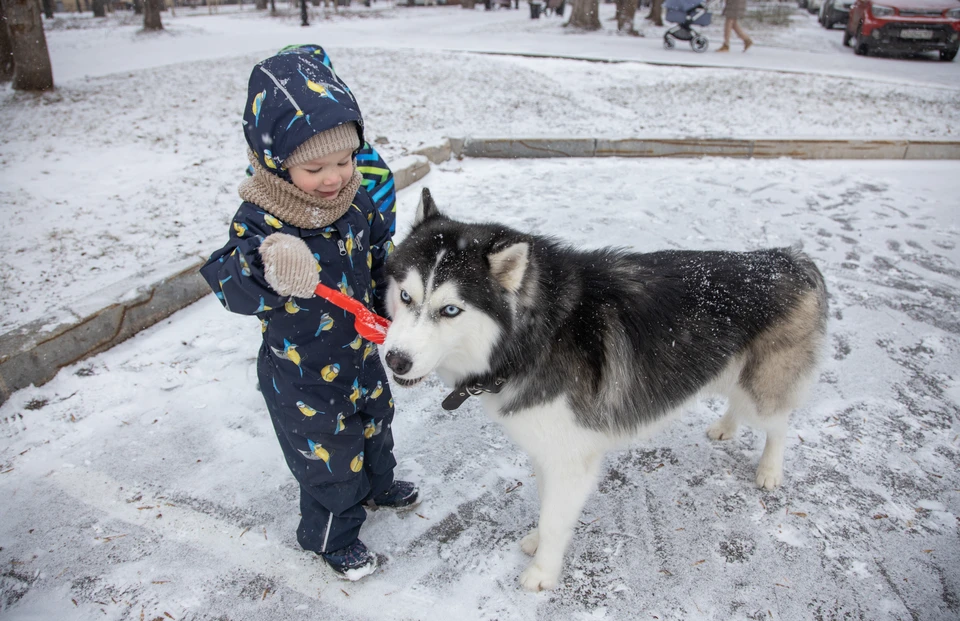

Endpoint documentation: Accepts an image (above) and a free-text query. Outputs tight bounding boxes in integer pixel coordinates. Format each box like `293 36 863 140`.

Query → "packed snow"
1 3 959 620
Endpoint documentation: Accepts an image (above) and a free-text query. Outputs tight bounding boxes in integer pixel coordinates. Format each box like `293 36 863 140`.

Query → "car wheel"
941 48 958 62
854 26 869 55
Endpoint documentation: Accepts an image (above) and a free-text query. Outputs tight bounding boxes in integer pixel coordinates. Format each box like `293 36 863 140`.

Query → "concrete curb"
460 137 960 160
4 136 958 403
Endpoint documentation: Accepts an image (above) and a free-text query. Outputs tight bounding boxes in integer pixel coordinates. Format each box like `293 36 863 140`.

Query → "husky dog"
383 189 828 591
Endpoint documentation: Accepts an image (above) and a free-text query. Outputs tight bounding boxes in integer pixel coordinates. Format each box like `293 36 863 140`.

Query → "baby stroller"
663 0 713 53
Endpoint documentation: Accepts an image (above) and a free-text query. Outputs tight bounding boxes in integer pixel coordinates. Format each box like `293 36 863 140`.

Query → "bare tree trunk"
1 0 54 90
256 0 266 9
270 0 275 14
41 0 53 19
143 0 163 29
645 0 662 25
92 0 105 17
615 0 638 32
566 0 600 29
0 0 14 82
300 0 308 24
133 0 142 14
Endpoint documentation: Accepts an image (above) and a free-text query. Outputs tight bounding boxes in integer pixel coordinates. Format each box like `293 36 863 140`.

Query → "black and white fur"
383 189 828 591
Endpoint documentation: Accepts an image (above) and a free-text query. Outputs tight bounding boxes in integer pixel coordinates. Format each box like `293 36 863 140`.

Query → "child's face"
288 147 355 200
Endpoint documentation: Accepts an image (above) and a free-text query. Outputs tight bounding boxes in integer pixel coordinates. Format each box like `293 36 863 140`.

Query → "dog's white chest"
480 393 617 468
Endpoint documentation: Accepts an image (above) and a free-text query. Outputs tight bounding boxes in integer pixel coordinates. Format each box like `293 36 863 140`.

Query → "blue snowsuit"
200 45 398 554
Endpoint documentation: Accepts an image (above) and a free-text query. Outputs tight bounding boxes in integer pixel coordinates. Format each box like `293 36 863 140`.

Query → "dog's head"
383 188 531 388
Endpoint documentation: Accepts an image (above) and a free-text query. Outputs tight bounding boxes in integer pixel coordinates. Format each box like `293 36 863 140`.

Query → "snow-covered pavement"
2 157 959 620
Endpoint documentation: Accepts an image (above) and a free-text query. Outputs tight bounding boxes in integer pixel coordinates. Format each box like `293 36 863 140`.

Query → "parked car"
819 0 854 28
843 0 960 60
806 0 823 13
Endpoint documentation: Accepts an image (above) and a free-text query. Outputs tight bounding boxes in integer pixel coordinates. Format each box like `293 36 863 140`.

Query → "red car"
843 0 960 60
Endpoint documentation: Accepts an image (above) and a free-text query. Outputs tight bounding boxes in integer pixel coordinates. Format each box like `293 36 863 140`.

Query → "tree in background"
615 0 639 33
0 0 54 90
567 0 600 29
41 0 53 19
144 0 163 29
92 0 106 17
646 0 663 26
300 0 308 24
0 0 13 82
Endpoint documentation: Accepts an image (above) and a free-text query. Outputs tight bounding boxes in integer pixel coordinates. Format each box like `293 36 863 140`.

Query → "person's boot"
743 38 754 51
320 539 377 581
366 480 420 509
716 43 730 52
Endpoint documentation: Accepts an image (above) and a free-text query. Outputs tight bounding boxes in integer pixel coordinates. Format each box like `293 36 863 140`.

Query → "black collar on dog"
442 377 507 411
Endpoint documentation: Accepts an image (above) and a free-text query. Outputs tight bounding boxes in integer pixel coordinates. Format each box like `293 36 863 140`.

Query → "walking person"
717 0 753 51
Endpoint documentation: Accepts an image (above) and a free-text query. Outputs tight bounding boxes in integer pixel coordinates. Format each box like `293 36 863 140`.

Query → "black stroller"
663 0 713 53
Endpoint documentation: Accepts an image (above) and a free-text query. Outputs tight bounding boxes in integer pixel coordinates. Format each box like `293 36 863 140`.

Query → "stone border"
4 137 959 403
460 137 960 160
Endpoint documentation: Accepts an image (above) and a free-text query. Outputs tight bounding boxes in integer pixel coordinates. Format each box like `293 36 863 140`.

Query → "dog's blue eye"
441 305 461 318
400 289 411 304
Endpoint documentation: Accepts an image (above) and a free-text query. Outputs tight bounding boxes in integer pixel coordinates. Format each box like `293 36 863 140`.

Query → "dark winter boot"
320 539 377 581
366 480 420 509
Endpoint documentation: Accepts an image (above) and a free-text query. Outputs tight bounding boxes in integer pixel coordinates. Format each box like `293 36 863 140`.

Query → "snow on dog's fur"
383 189 828 591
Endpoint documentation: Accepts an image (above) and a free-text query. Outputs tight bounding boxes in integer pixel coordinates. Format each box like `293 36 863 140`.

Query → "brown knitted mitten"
259 233 319 298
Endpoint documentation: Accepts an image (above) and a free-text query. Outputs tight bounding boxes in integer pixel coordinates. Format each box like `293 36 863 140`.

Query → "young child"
200 45 417 581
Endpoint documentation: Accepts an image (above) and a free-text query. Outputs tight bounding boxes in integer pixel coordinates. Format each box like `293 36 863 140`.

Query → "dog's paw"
755 465 783 490
519 563 559 592
707 420 738 441
520 528 539 556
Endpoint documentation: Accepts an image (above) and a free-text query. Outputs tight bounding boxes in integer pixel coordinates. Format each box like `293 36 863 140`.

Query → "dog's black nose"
385 350 413 376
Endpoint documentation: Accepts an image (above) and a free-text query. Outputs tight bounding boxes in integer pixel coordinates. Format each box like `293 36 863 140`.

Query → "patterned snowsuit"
200 45 399 554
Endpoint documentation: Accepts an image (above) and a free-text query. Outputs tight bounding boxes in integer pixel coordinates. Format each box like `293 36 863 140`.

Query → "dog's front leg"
519 453 602 592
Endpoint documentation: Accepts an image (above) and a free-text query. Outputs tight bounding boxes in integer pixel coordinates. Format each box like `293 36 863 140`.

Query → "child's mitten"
258 233 319 298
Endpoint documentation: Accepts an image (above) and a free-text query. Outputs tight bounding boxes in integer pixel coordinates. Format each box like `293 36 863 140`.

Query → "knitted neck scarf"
238 149 362 230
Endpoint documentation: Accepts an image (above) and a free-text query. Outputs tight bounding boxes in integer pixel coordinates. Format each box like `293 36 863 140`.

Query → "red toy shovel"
314 282 391 345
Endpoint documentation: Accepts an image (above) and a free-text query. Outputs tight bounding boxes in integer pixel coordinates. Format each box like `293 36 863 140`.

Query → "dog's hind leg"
519 451 603 592
707 382 755 441
754 413 789 490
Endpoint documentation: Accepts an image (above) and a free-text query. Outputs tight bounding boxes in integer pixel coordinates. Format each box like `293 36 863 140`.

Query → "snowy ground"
3 157 960 620
1 2 959 335
2 4 960 620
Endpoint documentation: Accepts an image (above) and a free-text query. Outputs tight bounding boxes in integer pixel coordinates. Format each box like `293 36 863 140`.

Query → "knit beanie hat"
284 122 361 169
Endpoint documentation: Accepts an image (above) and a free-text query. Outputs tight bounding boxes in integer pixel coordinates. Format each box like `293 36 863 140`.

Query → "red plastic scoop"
314 282 391 345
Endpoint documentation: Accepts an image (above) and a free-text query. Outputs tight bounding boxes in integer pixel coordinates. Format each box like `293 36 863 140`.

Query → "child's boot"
367 480 420 509
321 539 377 581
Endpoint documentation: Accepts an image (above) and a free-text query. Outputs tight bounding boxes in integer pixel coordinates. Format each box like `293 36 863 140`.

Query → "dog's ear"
488 242 529 293
413 188 441 226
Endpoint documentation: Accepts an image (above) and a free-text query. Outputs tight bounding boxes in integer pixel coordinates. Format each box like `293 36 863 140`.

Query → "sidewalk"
1 154 957 620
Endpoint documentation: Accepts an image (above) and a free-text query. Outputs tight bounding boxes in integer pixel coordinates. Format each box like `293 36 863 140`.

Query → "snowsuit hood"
244 45 364 180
